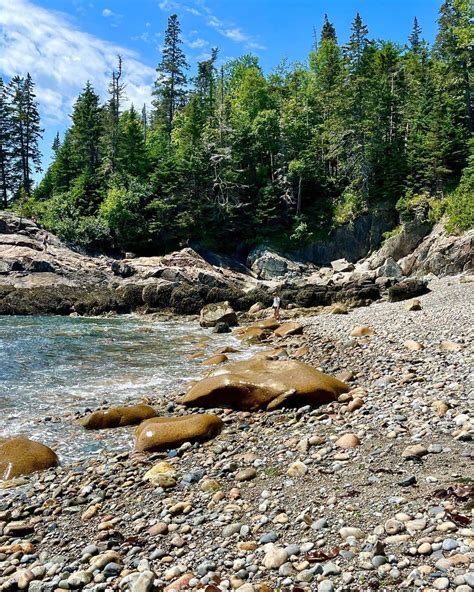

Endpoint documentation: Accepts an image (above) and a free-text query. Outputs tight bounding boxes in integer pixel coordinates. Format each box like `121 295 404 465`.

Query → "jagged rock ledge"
1 211 471 317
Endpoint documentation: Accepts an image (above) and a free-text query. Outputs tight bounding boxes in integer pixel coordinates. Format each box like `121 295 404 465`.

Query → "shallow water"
0 315 245 463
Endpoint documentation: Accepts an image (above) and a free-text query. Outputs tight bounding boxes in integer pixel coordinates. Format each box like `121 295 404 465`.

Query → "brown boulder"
251 318 280 331
0 437 59 480
134 414 224 452
202 354 228 366
182 357 349 411
274 322 303 338
350 326 375 337
238 326 269 343
80 404 157 429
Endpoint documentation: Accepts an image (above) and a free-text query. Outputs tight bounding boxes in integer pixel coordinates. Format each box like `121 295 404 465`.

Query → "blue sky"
0 0 442 174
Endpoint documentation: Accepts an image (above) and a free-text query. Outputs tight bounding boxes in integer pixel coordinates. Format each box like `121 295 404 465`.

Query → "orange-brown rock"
188 351 205 360
335 433 361 449
182 357 349 411
202 354 228 366
80 404 157 430
274 322 303 338
216 346 240 354
251 318 280 331
292 345 309 358
134 414 224 452
238 327 269 343
350 326 375 337
0 437 59 480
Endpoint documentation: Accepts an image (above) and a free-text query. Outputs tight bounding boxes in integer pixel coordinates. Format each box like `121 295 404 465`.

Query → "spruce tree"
70 82 103 173
117 106 149 178
8 74 43 195
52 132 61 153
409 17 423 53
153 14 189 138
105 56 125 173
320 15 337 43
0 77 15 207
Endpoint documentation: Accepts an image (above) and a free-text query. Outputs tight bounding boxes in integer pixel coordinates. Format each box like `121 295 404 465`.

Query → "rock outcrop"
247 245 311 280
80 404 157 429
398 221 473 277
182 357 349 411
134 414 224 452
0 436 59 480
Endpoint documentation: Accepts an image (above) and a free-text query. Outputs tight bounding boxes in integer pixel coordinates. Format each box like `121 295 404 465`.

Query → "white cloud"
187 37 209 49
102 8 113 17
0 0 155 124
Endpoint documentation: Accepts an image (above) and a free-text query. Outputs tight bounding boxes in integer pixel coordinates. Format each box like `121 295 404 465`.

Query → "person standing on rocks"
272 294 281 321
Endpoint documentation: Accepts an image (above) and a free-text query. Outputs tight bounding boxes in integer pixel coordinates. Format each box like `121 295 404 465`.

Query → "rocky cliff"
0 211 471 316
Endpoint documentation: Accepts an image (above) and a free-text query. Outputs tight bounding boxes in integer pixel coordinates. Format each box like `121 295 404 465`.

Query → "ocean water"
0 315 245 463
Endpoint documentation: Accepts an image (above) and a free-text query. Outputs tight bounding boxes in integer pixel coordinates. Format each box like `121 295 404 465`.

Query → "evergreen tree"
105 56 125 173
70 82 103 173
320 14 337 43
117 106 149 178
0 77 15 207
409 17 423 53
52 132 61 153
8 74 43 195
153 14 189 138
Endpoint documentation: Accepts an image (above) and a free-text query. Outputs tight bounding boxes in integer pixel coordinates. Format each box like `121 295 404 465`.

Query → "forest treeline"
0 0 472 254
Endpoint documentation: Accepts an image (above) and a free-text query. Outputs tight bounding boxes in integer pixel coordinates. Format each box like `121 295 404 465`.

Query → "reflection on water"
0 315 247 463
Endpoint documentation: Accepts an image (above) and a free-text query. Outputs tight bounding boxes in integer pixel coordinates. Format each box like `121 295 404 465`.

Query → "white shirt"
273 296 281 308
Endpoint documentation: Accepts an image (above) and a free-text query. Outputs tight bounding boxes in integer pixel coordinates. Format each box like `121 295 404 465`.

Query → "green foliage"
99 181 151 250
382 225 402 241
445 142 474 233
19 4 473 255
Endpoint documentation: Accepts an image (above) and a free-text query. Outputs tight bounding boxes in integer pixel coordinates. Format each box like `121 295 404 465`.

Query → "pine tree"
320 14 337 43
409 17 423 53
70 82 103 173
8 74 43 195
153 14 189 138
117 106 149 178
0 77 15 207
52 132 61 153
435 0 472 134
105 56 126 173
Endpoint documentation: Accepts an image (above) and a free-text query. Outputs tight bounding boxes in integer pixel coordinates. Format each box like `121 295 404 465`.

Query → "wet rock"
202 354 228 366
182 357 349 411
80 404 157 430
0 436 59 480
134 414 223 452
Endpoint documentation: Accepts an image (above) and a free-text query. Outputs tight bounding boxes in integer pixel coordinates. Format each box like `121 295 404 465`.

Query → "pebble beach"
1 275 473 592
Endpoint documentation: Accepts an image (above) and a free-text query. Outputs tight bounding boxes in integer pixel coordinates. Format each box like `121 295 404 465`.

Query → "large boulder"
134 414 224 452
80 404 157 429
387 278 429 302
0 436 59 480
200 301 238 328
331 258 354 273
247 246 308 280
170 284 205 315
376 257 403 279
182 357 349 411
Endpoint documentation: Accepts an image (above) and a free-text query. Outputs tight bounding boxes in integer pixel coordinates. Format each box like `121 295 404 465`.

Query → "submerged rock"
134 414 224 452
80 404 157 429
0 436 58 480
182 356 349 411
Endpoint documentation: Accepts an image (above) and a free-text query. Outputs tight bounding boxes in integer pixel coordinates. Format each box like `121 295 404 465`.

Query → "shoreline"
1 275 473 592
